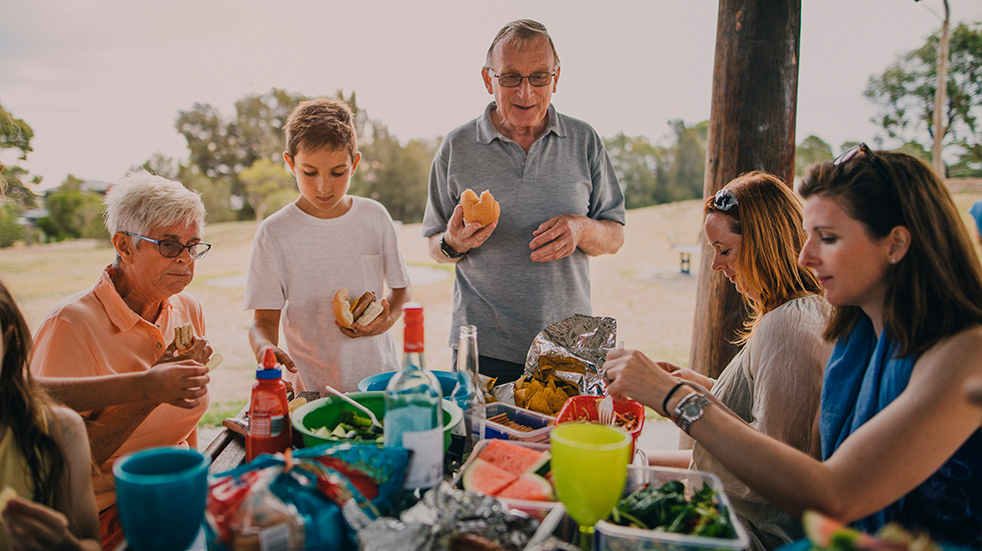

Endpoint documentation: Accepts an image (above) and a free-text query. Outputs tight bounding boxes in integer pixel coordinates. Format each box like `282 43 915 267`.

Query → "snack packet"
524 314 616 397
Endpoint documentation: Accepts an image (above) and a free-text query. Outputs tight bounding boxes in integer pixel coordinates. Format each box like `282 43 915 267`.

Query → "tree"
604 133 665 208
865 21 982 171
0 102 41 211
666 120 707 202
794 135 834 177
239 158 295 220
350 121 437 224
36 175 106 241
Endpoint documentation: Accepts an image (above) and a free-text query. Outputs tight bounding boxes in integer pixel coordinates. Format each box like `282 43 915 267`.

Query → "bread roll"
461 189 500 226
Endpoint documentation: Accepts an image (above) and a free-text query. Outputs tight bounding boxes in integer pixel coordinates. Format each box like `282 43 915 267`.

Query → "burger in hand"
333 288 384 329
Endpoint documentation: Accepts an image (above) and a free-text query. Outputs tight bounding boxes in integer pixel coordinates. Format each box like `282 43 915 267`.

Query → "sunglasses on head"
833 143 892 185
713 189 738 212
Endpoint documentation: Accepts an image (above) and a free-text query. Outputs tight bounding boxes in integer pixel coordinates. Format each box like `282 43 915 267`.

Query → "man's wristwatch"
673 392 711 435
439 235 466 259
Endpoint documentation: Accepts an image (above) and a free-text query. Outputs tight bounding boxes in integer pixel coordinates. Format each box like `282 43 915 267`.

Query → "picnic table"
672 243 702 275
203 390 321 475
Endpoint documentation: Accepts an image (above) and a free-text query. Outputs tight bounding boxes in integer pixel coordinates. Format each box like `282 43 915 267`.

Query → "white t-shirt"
244 197 411 392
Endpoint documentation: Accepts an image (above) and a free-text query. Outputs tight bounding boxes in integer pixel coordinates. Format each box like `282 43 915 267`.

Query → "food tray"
555 395 645 454
594 465 750 551
452 438 561 520
483 402 555 444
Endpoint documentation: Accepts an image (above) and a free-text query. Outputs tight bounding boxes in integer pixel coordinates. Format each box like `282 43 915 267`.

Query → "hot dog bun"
334 288 384 329
461 189 500 226
174 322 195 353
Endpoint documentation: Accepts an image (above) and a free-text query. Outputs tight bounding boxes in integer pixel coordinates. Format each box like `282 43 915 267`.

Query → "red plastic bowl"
555 395 645 454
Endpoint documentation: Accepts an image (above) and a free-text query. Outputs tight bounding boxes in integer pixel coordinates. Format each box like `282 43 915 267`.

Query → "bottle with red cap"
246 347 292 462
384 303 443 497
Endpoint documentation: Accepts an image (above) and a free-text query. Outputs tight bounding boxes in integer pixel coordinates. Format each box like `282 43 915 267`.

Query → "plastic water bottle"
451 325 485 465
384 303 443 495
246 348 291 462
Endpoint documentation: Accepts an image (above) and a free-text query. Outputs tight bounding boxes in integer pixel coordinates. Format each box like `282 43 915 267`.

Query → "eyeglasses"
492 71 556 87
833 143 892 185
713 189 738 212
123 232 211 259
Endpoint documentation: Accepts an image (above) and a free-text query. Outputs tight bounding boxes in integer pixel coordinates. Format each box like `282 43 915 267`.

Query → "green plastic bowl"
291 391 462 451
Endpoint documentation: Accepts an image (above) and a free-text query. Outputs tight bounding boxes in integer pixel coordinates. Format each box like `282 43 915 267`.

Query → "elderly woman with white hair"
30 169 214 550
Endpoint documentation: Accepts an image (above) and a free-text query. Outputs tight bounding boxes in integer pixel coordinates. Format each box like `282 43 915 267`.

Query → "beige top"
692 295 832 551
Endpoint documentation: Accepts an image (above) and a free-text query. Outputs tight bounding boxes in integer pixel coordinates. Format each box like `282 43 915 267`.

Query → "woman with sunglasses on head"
606 147 982 547
640 171 832 551
29 169 216 550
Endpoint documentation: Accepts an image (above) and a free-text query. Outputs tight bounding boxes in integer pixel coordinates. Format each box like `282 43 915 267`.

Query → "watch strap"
440 235 466 259
673 393 711 435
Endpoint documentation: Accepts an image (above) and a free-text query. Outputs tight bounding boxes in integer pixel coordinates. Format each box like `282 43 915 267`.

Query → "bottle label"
401 427 444 489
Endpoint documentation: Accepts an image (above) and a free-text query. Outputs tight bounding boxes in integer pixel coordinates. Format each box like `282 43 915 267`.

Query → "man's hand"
141 362 210 409
529 214 584 262
443 205 497 255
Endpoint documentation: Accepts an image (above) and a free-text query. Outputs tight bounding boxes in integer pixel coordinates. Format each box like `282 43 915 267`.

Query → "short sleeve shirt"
244 197 411 392
422 103 625 364
30 265 209 511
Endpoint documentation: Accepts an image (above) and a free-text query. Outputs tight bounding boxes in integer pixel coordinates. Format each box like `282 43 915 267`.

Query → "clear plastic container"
594 465 750 551
483 402 555 444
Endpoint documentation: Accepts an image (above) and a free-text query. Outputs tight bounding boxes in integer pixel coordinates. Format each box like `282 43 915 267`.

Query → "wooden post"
690 0 802 378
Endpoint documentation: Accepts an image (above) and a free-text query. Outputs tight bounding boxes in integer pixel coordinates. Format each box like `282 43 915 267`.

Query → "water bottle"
451 325 485 465
384 303 443 496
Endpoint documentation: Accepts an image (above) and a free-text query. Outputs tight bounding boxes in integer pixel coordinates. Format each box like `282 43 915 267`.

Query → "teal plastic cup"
113 447 210 551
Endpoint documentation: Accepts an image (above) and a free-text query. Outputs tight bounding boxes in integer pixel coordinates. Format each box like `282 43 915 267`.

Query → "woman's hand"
141 362 210 409
604 348 685 416
2 497 89 551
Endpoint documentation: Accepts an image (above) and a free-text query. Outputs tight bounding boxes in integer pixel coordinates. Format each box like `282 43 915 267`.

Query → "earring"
889 258 897 264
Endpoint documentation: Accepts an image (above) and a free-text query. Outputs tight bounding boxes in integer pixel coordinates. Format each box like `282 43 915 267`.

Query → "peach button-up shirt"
30 265 209 511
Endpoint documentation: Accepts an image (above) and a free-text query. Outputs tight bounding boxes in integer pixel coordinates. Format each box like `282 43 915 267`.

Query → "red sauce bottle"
246 348 292 461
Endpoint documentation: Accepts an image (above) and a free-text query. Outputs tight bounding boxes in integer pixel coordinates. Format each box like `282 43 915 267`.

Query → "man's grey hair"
103 169 206 238
484 19 560 70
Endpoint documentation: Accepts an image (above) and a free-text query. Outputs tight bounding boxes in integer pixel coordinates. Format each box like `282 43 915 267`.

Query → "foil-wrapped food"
494 314 616 416
357 482 539 551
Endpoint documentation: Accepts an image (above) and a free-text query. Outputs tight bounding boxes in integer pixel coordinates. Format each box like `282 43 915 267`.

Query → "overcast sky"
1 0 980 188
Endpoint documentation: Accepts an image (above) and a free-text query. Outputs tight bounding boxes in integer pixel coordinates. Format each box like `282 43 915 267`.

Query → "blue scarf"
819 315 917 533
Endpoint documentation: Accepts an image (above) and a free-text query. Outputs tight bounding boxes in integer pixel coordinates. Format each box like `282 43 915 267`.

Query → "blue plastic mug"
113 447 210 551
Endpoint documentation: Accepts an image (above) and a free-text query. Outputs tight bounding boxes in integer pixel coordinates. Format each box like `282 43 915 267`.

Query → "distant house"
17 179 111 230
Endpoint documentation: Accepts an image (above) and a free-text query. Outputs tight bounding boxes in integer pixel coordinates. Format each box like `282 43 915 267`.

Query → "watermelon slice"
477 439 550 476
497 473 555 501
802 510 883 550
461 458 518 496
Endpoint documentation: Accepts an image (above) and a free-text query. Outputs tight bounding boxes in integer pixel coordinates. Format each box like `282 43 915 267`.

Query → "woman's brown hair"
798 151 982 357
0 280 65 506
705 171 823 344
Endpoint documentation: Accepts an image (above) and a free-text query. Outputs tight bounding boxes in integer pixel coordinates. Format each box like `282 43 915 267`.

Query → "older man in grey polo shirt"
422 19 625 382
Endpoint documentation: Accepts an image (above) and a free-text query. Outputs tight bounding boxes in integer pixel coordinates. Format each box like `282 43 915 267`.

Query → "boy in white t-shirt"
244 98 412 392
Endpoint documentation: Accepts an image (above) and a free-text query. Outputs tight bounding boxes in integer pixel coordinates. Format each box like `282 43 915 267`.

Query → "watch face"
682 402 701 417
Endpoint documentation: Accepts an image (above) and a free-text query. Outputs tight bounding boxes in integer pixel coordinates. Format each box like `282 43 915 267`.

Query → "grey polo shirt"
422 102 625 365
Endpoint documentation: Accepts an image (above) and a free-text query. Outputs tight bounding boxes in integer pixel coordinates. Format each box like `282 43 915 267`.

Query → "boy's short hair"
284 98 358 162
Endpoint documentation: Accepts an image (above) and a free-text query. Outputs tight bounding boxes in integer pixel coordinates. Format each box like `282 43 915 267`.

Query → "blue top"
969 199 982 239
821 316 982 547
421 102 625 364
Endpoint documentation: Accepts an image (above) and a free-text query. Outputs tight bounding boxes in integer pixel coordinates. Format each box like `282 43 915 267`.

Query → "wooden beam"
691 0 801 378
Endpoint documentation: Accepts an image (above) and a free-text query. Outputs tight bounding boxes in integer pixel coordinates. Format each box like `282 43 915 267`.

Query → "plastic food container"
453 439 561 521
555 395 645 454
483 402 555 444
594 465 750 551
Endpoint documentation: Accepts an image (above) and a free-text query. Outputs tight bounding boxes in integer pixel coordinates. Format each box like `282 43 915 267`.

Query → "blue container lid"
255 366 282 380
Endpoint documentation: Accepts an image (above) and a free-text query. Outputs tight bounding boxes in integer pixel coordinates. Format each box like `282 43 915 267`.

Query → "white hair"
103 169 206 237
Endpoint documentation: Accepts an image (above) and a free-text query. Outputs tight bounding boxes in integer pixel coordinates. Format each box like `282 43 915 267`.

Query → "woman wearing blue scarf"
605 148 982 548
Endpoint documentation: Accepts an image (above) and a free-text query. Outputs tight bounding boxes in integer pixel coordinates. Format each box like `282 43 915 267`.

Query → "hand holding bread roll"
461 189 500 226
333 288 384 329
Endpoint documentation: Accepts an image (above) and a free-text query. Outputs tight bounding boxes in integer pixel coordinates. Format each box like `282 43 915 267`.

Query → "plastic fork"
598 340 624 426
323 384 383 430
